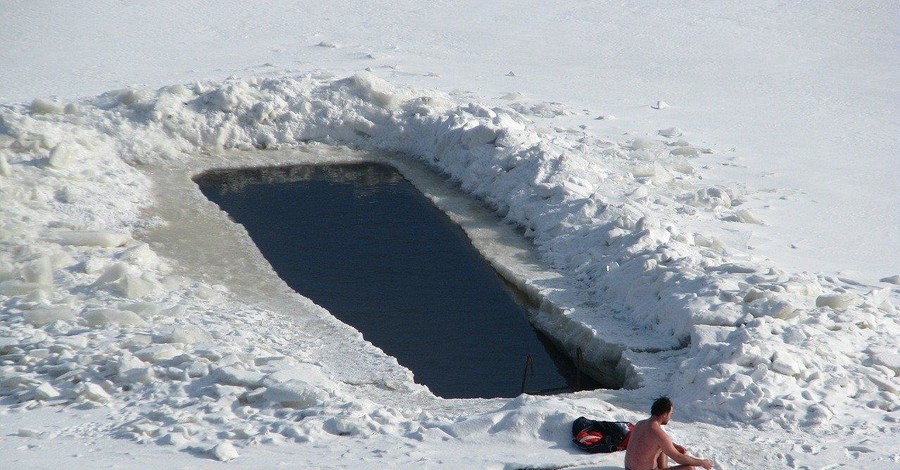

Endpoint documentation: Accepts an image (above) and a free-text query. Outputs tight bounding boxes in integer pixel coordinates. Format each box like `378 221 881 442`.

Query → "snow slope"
1 1 898 468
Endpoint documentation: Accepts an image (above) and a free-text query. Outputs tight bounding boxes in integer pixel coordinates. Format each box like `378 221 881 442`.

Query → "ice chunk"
56 231 130 248
211 366 265 388
691 304 744 327
57 335 88 349
64 103 81 114
201 87 241 113
685 187 731 208
0 154 10 176
672 159 694 174
725 209 764 225
24 307 76 327
33 382 61 400
342 72 405 109
861 288 891 311
159 325 211 344
186 361 209 378
120 302 162 317
93 263 157 298
748 298 798 320
28 349 50 360
879 274 900 285
48 143 77 169
631 164 657 178
261 365 340 409
262 382 330 409
163 84 192 97
118 243 158 264
94 263 128 285
30 98 66 114
211 441 239 461
83 308 149 327
866 373 897 394
803 404 832 426
696 236 726 255
122 334 152 348
157 432 189 446
2 371 38 388
815 294 857 309
134 344 180 362
670 146 701 157
155 275 186 292
708 263 756 274
771 352 805 377
460 124 498 149
651 100 669 109
17 428 44 438
690 325 734 351
23 256 54 285
628 138 665 150
659 127 682 138
0 280 45 296
162 305 187 317
630 185 650 200
119 364 154 384
76 382 111 402
871 351 900 374
0 336 19 352
509 101 568 118
192 286 222 301
117 88 151 106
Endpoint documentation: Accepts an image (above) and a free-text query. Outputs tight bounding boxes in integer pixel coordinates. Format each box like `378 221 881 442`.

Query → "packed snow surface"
1 1 898 468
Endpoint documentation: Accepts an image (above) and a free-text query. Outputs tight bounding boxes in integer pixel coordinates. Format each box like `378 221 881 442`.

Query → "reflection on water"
195 163 601 398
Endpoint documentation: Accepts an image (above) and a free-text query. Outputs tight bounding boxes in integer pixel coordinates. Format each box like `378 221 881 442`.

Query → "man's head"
651 396 673 424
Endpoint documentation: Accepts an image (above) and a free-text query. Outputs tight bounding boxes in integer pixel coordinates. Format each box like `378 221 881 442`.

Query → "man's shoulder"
633 418 651 428
632 419 663 439
648 421 671 440
635 419 662 435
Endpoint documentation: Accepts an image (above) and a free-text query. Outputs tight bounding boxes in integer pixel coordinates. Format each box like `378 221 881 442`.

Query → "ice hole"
195 162 611 399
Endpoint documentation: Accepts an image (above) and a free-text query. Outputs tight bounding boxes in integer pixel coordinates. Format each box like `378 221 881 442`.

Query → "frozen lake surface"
195 163 601 398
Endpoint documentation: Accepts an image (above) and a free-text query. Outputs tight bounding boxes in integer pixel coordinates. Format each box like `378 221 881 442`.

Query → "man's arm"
654 427 714 469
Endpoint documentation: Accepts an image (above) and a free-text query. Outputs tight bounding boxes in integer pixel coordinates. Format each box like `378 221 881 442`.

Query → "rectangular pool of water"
195 163 600 399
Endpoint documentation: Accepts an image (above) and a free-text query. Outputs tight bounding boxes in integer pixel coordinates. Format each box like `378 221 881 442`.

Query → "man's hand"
697 458 714 469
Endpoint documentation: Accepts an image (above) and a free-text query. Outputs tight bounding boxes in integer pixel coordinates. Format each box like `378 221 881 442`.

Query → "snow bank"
1 73 897 461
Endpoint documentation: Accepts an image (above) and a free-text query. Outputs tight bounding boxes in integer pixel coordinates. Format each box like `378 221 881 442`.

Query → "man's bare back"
623 397 714 470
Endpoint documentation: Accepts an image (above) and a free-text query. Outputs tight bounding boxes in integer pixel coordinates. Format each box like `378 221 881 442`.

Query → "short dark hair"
651 396 673 416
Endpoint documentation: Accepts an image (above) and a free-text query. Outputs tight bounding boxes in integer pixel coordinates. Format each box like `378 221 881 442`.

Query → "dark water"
195 163 600 398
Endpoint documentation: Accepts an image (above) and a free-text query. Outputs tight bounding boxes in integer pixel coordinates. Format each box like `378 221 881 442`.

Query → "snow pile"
1 72 898 460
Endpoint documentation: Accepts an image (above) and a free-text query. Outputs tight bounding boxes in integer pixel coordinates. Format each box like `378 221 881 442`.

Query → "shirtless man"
623 397 714 470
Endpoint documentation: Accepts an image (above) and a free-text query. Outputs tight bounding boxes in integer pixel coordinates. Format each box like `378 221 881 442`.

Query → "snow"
1 1 899 469
55 231 130 248
211 440 241 461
